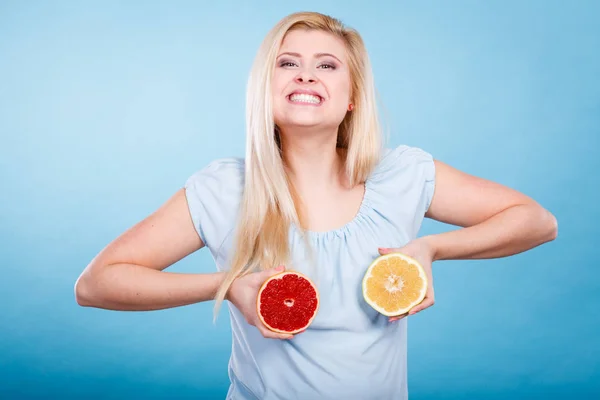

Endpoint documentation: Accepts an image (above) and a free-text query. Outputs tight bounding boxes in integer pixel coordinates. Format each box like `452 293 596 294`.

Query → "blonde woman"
75 11 558 399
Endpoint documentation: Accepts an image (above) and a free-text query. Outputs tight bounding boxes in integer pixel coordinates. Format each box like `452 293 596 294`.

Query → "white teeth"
289 93 321 104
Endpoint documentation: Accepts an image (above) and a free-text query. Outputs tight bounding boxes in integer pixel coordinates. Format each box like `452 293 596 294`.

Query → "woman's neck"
278 126 363 233
279 128 346 190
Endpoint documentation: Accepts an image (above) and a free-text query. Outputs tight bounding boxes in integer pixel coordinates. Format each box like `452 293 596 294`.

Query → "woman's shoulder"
365 144 436 217
369 144 435 184
185 157 245 187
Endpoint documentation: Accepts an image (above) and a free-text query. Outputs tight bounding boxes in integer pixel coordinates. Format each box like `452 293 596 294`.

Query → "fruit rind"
256 271 319 334
362 252 428 317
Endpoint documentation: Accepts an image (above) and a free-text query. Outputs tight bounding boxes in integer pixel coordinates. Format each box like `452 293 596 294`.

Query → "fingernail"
275 265 284 271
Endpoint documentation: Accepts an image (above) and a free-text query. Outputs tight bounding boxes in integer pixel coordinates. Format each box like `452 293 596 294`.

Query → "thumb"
378 247 396 255
260 265 285 280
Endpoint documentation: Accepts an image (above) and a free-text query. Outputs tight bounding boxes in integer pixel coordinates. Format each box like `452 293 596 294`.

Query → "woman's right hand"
226 265 294 340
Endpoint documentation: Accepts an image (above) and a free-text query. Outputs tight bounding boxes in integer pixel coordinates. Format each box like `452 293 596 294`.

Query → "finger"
408 297 435 315
389 312 408 322
253 265 285 286
378 247 397 255
258 325 293 340
259 265 286 280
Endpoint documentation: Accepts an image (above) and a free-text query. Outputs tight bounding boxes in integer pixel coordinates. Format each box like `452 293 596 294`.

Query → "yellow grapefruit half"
362 252 428 316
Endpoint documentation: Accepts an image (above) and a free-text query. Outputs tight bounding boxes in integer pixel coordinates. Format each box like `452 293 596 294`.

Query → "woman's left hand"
379 237 436 322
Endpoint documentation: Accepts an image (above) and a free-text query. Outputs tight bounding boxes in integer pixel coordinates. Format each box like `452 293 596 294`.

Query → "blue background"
1 0 598 399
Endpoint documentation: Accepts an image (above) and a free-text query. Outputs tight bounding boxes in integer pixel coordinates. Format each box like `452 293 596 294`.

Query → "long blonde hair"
213 11 383 318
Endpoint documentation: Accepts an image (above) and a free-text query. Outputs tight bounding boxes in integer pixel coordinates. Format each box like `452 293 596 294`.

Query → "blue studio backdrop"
1 1 598 399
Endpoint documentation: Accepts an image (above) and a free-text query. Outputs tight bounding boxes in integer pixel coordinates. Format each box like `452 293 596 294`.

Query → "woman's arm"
424 159 558 261
386 159 557 321
74 188 223 311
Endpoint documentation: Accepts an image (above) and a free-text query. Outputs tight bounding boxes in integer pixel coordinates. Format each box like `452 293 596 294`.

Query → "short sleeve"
367 145 436 238
184 158 245 257
403 146 436 213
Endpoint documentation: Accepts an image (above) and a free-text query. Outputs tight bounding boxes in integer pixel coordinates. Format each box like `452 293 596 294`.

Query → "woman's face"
272 29 352 134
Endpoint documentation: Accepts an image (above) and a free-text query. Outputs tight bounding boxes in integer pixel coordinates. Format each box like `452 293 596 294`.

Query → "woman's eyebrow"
277 52 343 64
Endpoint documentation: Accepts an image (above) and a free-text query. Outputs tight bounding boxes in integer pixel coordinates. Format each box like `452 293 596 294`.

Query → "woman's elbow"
74 273 93 307
74 267 103 307
537 205 558 243
548 211 559 241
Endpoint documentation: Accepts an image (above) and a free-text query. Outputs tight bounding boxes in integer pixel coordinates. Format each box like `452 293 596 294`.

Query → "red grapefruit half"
256 271 319 334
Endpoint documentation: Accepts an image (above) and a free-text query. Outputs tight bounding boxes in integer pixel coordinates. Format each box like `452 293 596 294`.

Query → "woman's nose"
294 71 318 84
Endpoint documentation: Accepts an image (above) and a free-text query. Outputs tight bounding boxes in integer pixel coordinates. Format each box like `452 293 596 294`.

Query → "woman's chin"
276 116 344 132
